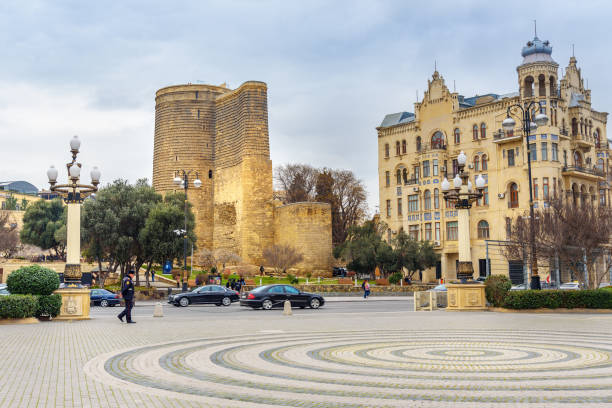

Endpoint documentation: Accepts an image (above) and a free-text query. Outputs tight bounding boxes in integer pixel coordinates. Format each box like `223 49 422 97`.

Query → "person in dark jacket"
117 270 136 323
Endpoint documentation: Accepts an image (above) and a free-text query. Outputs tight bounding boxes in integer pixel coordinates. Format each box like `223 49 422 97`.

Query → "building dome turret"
521 36 555 64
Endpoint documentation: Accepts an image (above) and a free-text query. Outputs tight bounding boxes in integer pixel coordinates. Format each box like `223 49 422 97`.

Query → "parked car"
510 283 528 291
599 282 611 288
169 285 240 307
0 284 9 296
332 267 347 277
559 282 581 290
90 288 121 307
240 284 325 310
429 284 447 292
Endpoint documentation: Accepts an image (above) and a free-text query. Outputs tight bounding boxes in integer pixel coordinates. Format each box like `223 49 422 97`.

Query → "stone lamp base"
54 287 91 320
446 282 487 311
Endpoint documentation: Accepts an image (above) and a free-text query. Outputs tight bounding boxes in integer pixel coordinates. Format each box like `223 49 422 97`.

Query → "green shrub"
503 289 612 309
0 295 38 319
286 274 299 285
7 265 60 296
388 272 403 285
36 294 63 318
484 275 512 307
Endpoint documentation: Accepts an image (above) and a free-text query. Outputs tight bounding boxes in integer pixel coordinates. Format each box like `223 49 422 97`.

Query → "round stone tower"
153 84 231 251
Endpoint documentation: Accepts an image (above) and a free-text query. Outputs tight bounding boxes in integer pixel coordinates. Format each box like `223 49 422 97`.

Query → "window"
543 177 549 200
414 166 420 181
284 286 299 294
480 123 487 139
508 149 515 167
473 155 480 171
541 142 548 161
454 128 460 144
552 143 558 161
483 187 489 205
452 159 459 176
385 171 390 187
423 160 430 178
553 177 557 198
409 225 419 240
433 159 439 176
472 124 478 140
574 151 583 168
425 223 432 241
477 220 490 239
386 200 391 217
595 129 601 148
600 189 606 206
416 136 422 151
597 158 605 171
434 188 440 209
435 222 441 241
402 140 407 154
397 198 403 216
533 178 538 199
446 221 458 241
481 154 488 170
396 169 402 185
506 217 512 239
509 183 519 208
431 131 445 149
528 143 537 161
424 190 431 210
408 194 419 212
384 144 390 157
396 141 401 155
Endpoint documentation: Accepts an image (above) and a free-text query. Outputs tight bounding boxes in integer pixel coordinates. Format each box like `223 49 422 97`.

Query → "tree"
20 199 28 211
274 164 318 203
197 248 241 274
0 211 19 258
4 195 17 210
20 199 66 257
262 245 304 275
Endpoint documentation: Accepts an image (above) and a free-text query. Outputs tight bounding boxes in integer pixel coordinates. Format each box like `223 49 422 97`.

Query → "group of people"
227 277 245 292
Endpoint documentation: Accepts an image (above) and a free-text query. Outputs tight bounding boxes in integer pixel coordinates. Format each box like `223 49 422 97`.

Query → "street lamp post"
441 151 486 282
173 170 201 292
502 102 548 290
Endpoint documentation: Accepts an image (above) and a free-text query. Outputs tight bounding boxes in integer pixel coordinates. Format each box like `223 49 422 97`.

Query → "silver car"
0 284 9 296
510 283 527 291
559 282 581 290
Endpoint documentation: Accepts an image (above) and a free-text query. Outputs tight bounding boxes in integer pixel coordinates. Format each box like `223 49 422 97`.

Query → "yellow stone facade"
153 82 332 273
377 36 609 283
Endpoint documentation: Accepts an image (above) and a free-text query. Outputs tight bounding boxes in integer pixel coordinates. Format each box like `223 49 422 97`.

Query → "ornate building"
377 36 610 283
153 81 332 273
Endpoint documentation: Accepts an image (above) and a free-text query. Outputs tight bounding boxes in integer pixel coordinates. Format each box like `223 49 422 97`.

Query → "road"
91 297 415 319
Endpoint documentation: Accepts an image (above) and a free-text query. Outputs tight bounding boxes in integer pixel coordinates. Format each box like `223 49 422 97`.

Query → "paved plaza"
1 301 612 407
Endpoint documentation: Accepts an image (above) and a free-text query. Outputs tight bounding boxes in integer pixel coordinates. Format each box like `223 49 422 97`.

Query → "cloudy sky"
1 1 611 212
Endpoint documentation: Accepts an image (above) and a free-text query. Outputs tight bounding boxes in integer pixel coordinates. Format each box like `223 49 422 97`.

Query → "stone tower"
517 36 559 101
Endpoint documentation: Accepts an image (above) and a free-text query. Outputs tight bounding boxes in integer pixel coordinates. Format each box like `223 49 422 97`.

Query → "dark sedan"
90 288 121 307
168 285 240 307
240 284 325 310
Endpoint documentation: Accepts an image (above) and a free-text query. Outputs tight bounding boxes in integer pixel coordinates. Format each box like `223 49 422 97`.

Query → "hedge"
36 294 63 318
0 295 38 319
502 289 612 309
6 265 60 296
484 275 512 307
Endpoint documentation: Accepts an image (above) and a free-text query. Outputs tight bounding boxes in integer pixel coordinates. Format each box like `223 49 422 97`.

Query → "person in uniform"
117 270 136 323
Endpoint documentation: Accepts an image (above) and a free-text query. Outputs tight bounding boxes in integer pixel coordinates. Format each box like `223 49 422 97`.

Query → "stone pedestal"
54 288 91 320
446 283 487 311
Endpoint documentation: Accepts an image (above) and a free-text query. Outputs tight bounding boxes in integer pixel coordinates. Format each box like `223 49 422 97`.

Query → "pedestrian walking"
117 270 136 323
362 279 370 299
151 270 155 282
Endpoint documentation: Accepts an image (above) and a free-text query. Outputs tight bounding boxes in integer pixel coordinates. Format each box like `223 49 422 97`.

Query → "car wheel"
309 298 321 309
179 297 190 307
222 297 231 306
262 299 273 310
100 299 109 308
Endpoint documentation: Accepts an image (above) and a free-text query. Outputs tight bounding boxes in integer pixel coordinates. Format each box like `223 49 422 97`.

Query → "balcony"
404 177 419 186
493 130 523 144
416 143 447 154
562 165 605 181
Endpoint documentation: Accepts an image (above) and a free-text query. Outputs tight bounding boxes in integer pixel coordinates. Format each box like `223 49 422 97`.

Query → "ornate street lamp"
502 101 548 290
47 135 101 287
173 170 201 291
441 151 486 282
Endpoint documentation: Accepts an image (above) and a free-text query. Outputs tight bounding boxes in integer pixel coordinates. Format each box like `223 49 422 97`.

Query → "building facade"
377 36 610 283
153 81 332 273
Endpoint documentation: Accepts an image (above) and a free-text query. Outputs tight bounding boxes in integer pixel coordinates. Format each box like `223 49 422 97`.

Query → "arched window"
509 183 519 208
595 129 601 148
481 154 488 170
538 74 546 97
572 183 579 206
472 124 478 140
431 131 445 149
424 190 431 210
549 75 556 96
597 158 605 171
416 136 422 151
574 151 583 168
580 118 584 136
401 140 407 154
384 143 390 157
395 141 401 155
524 76 534 97
473 155 480 171
454 128 460 144
480 123 486 139
434 188 439 209
402 168 408 183
477 220 490 239
396 169 401 185
580 185 587 207
571 118 578 136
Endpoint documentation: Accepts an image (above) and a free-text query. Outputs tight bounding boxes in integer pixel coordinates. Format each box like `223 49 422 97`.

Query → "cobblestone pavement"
1 305 611 407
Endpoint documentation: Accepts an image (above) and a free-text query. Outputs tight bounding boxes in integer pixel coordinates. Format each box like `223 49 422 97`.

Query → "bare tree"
0 211 19 258
262 244 304 275
274 164 319 203
197 248 241 273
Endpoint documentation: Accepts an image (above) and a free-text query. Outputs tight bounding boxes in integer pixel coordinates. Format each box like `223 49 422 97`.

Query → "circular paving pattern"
84 330 612 407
